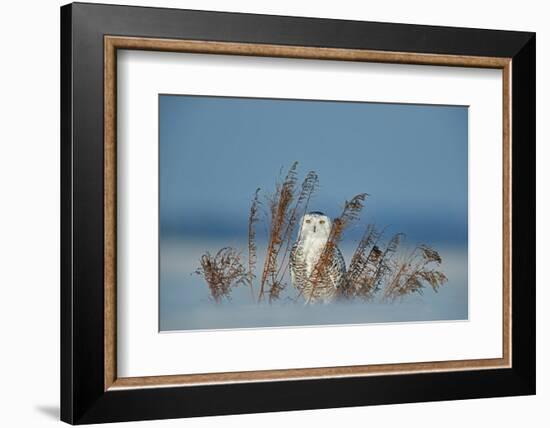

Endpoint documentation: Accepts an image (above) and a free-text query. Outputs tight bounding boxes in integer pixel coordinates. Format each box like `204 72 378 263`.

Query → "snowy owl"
290 212 346 303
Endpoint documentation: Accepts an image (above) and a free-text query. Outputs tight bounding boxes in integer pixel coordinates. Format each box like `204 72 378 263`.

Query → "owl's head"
298 211 332 239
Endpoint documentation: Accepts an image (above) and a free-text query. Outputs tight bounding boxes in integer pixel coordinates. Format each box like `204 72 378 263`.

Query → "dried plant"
246 188 261 300
373 233 405 289
195 163 447 305
307 193 368 303
268 280 286 302
272 170 319 296
257 162 299 302
342 231 406 300
256 164 319 303
382 244 448 301
195 248 246 303
341 224 383 299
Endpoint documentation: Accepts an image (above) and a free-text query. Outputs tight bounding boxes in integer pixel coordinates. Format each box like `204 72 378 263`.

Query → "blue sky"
159 94 468 246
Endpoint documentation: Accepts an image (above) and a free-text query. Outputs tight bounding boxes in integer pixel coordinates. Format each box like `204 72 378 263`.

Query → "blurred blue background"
159 95 468 331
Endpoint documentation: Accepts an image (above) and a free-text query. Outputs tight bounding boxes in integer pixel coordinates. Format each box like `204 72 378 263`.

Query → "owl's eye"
305 219 312 224
319 220 326 225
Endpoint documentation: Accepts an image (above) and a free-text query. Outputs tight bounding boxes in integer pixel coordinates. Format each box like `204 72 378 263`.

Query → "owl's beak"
313 225 316 233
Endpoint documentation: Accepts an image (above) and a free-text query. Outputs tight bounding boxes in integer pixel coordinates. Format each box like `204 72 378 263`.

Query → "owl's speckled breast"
301 235 329 277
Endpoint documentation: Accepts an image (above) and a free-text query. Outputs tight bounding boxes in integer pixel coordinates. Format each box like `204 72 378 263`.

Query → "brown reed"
195 248 246 303
382 244 447 301
257 162 299 303
270 170 319 300
341 224 382 299
246 188 261 300
307 193 368 303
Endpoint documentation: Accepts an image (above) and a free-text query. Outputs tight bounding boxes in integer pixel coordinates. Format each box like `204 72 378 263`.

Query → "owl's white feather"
290 212 346 303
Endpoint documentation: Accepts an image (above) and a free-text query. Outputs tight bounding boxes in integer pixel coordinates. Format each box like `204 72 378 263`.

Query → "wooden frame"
104 36 513 390
62 2 535 424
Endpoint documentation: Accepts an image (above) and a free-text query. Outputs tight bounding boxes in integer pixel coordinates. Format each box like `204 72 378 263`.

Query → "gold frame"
104 36 512 391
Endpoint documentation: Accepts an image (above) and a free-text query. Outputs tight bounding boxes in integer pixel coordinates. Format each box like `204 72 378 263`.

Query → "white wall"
0 1 545 427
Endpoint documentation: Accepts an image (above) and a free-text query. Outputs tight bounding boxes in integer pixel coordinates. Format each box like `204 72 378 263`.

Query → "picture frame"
60 2 535 424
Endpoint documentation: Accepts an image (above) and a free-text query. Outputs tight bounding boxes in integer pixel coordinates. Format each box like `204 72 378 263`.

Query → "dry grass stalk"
268 280 285 302
341 224 382 299
371 232 404 289
246 188 261 300
257 162 299 302
272 170 319 287
196 248 246 303
382 244 447 301
308 193 368 303
339 229 403 300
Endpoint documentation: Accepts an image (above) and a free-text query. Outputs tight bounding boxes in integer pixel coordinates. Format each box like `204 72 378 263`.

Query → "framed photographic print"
60 2 536 424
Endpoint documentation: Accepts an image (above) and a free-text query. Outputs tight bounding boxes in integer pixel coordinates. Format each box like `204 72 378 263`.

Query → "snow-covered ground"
160 238 468 331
